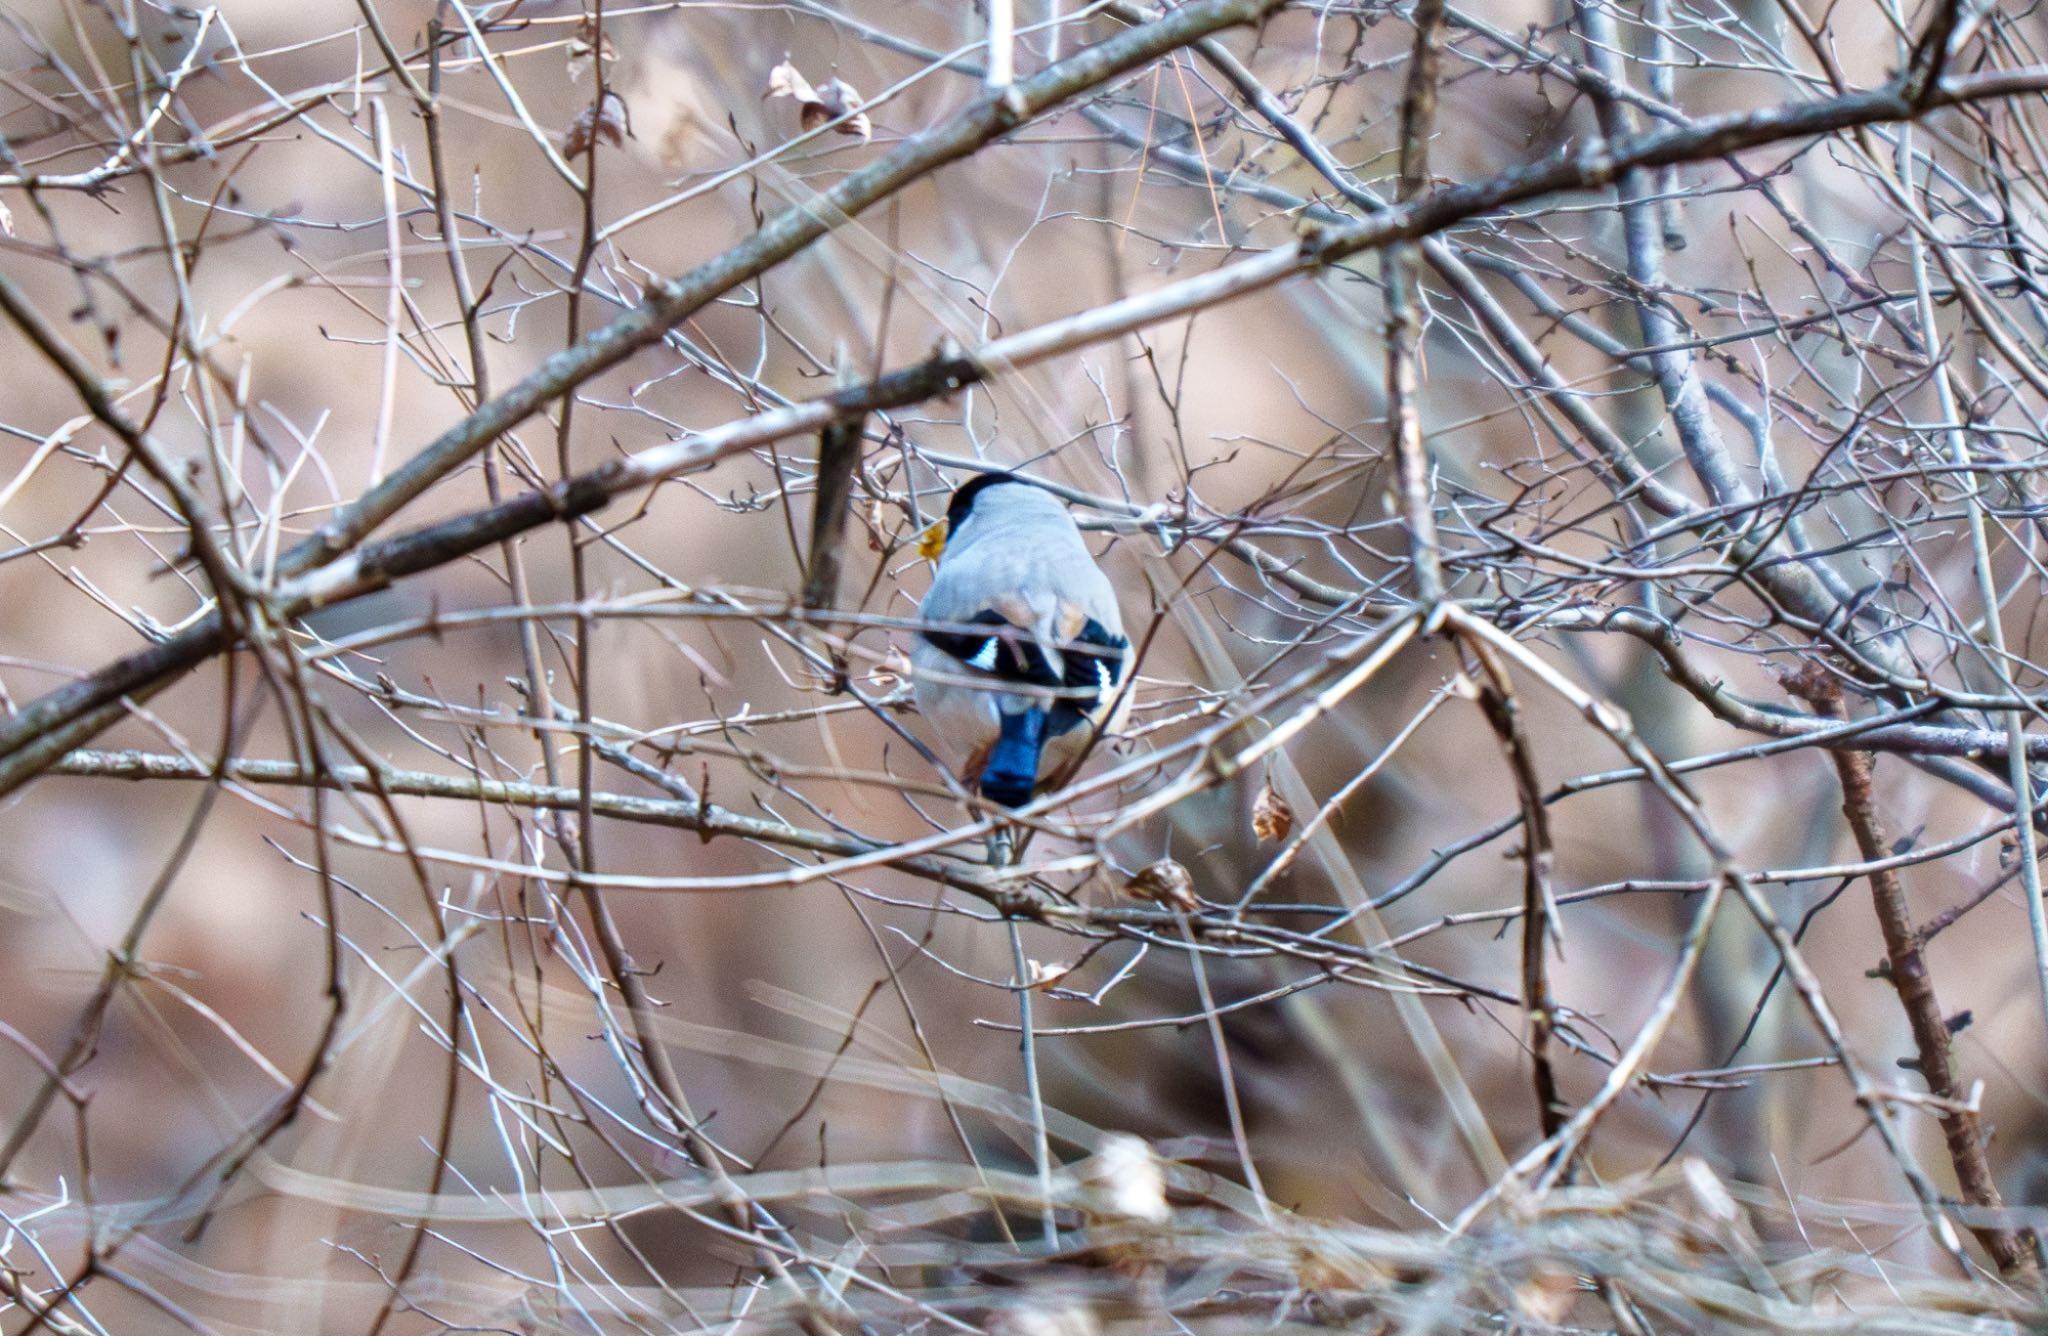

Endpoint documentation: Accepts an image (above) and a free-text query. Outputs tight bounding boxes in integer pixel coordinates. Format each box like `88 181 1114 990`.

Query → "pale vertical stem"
1642 0 1684 251
2001 619 2048 1039
1181 915 1273 1219
1572 0 1750 510
1010 924 1056 1246
369 97 402 484
988 0 1017 89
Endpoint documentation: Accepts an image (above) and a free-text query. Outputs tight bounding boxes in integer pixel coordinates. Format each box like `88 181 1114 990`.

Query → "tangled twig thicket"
2 0 2048 1330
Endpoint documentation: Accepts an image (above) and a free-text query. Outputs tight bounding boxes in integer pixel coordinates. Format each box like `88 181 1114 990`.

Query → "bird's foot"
984 826 1016 868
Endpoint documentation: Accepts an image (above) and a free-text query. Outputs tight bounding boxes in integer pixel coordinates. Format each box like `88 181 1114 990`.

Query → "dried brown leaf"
1251 777 1293 843
1025 958 1072 991
764 56 817 104
566 16 617 82
767 57 870 143
564 91 627 157
813 76 872 143
1122 859 1197 913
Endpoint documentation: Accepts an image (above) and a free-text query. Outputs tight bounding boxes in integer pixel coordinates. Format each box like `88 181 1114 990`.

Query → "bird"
911 472 1132 861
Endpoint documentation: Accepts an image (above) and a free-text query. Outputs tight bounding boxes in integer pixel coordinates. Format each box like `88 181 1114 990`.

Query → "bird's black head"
944 471 1027 536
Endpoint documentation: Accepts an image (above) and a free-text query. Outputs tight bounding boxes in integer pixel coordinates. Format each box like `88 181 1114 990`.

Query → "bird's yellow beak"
916 520 948 561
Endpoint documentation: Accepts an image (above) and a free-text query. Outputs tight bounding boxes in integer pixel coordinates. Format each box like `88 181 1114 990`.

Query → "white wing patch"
966 638 1001 671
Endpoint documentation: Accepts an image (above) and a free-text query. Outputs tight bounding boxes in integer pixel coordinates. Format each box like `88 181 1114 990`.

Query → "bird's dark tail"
980 708 1047 807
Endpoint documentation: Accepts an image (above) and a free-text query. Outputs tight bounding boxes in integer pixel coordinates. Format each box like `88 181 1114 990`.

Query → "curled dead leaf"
766 56 872 143
564 91 628 157
566 16 617 82
1122 858 1196 913
1025 958 1072 990
1251 777 1293 842
808 77 870 141
765 57 817 104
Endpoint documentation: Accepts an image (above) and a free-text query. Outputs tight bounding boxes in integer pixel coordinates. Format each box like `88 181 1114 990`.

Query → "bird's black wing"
921 612 1127 703
1058 617 1128 700
920 610 1060 686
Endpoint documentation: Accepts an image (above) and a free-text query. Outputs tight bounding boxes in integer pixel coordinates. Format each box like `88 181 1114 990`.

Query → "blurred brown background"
0 0 2044 1330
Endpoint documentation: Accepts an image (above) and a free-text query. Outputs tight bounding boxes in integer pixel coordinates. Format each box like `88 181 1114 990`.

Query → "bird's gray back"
920 491 1120 634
